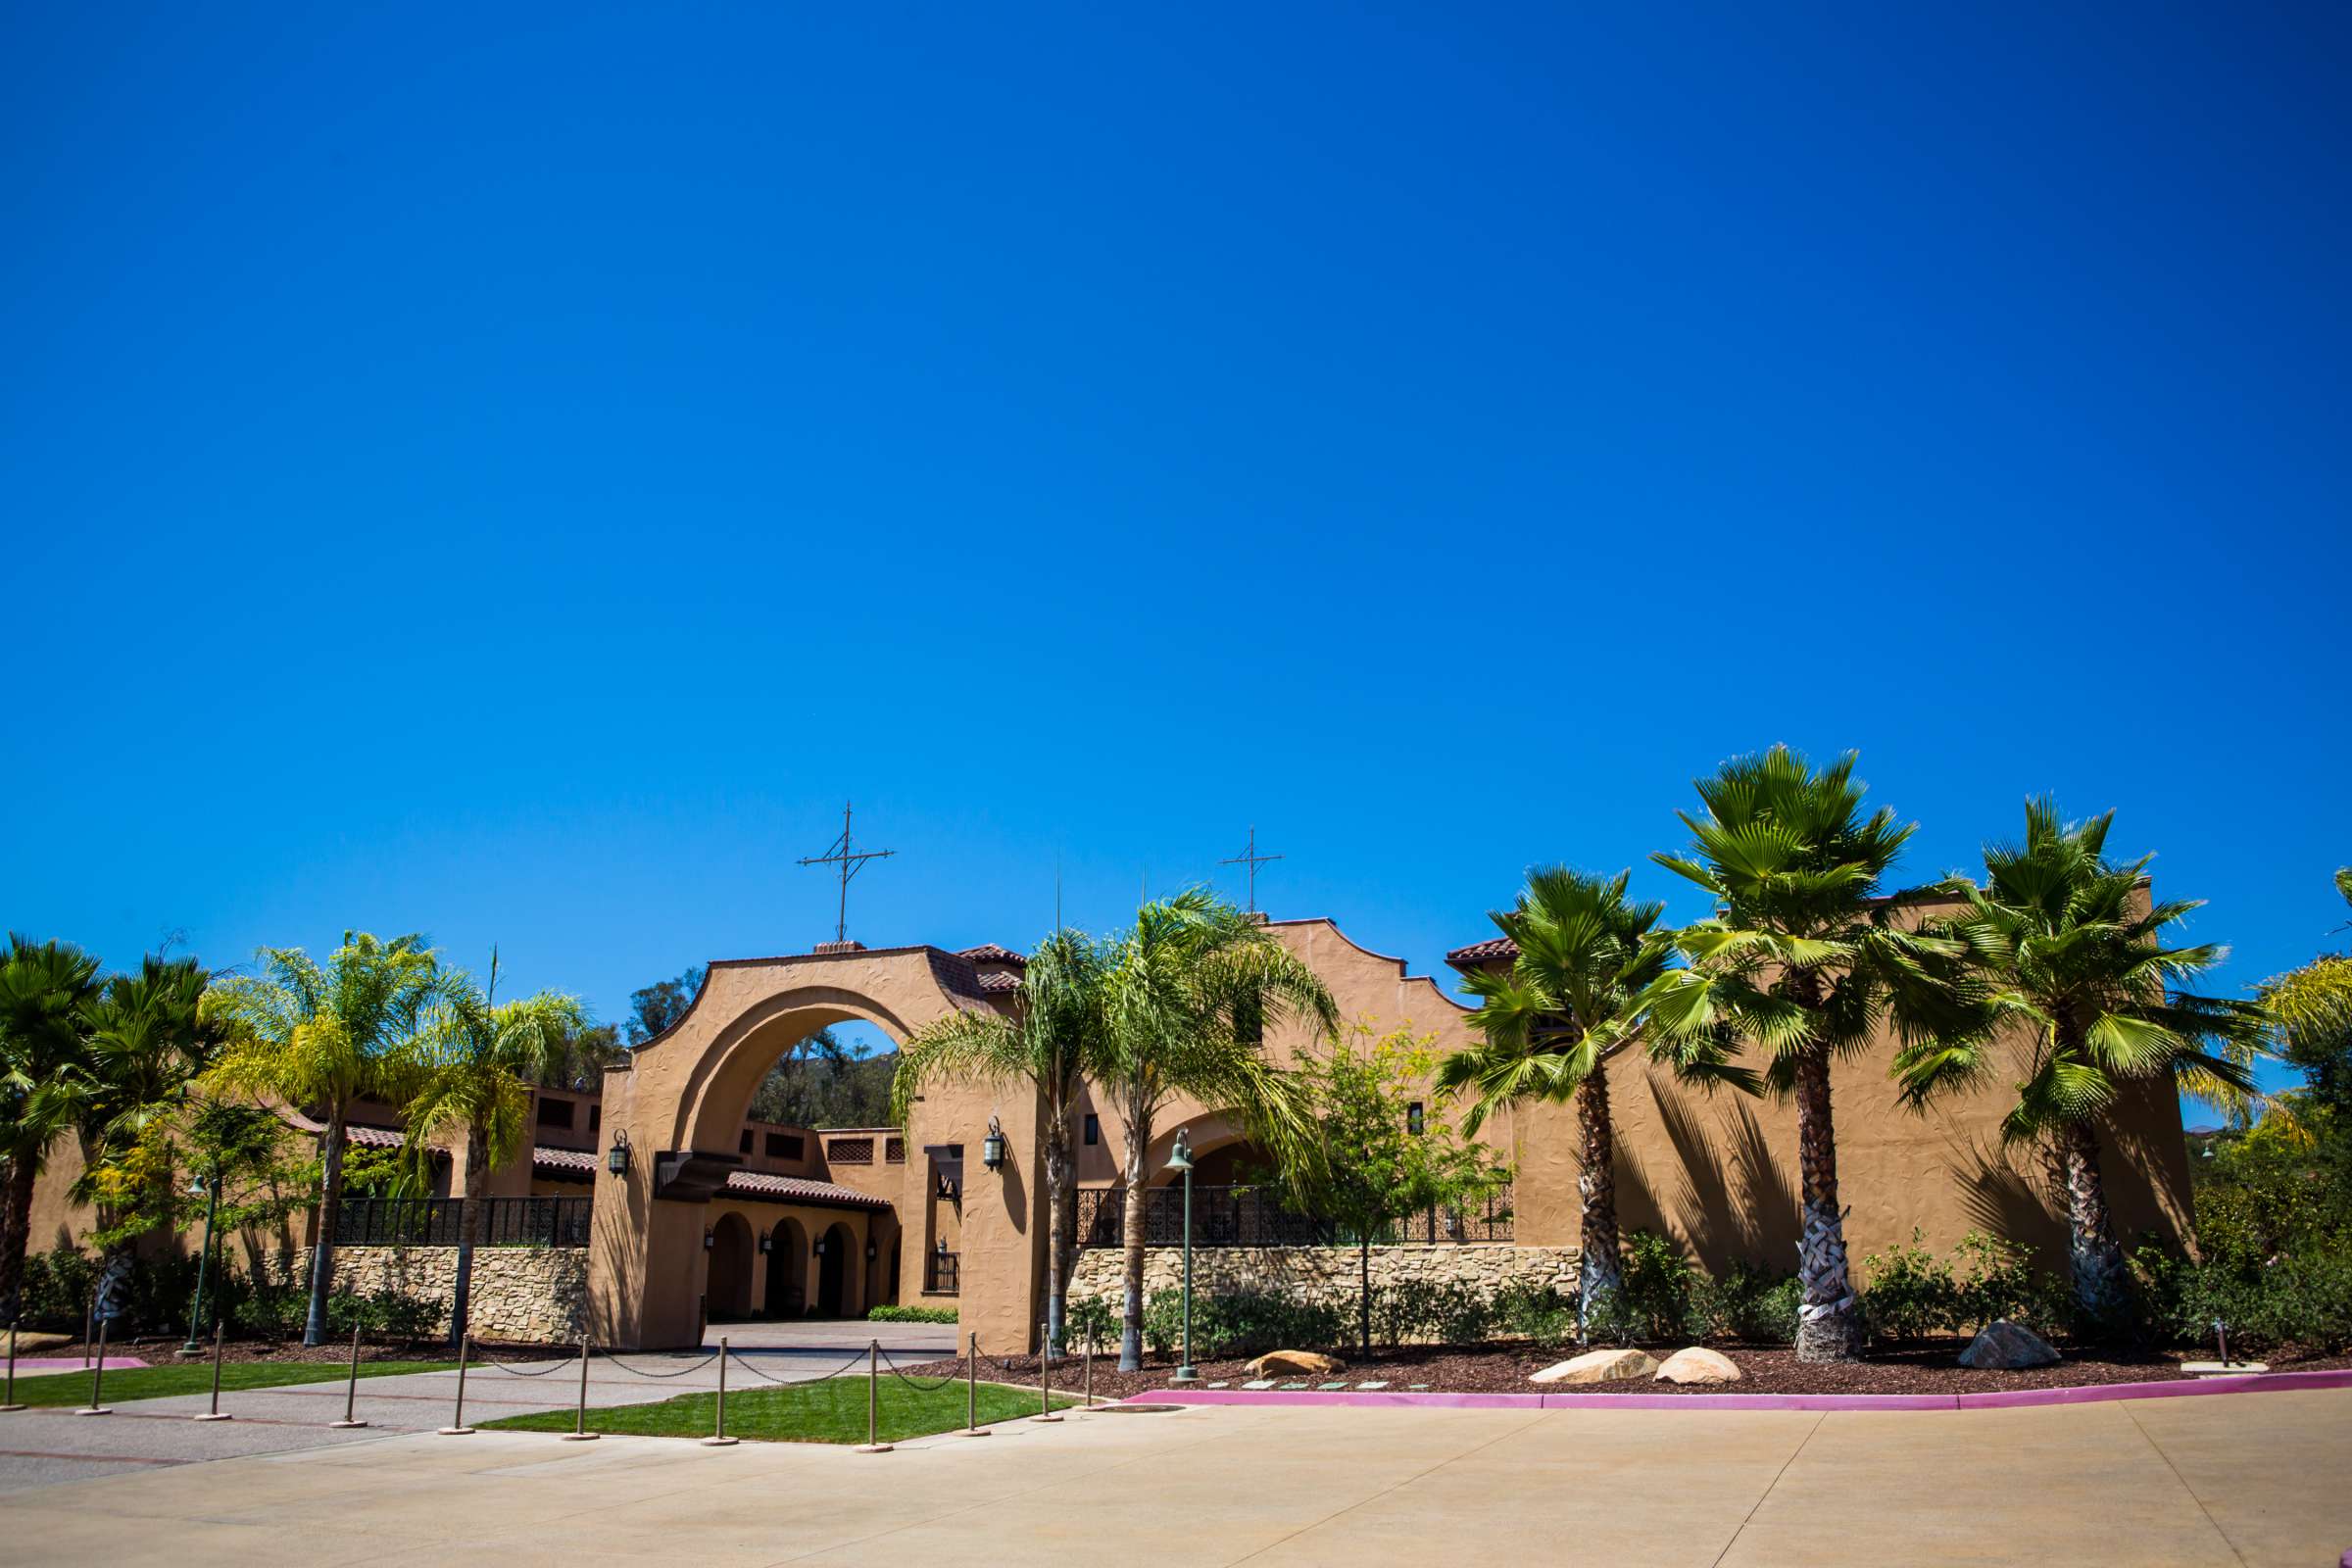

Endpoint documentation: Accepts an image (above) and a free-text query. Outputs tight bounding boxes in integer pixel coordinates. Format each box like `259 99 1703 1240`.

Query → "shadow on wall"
1950 1134 2071 1273
1619 1071 1801 1271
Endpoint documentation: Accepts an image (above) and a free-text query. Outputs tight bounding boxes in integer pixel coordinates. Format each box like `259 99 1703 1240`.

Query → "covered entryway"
816 1221 855 1317
765 1216 808 1316
708 1211 756 1317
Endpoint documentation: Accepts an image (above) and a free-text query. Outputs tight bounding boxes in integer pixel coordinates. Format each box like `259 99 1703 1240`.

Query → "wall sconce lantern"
703 1226 715 1250
866 1241 878 1261
606 1129 631 1176
982 1114 1006 1171
813 1238 825 1256
759 1229 772 1254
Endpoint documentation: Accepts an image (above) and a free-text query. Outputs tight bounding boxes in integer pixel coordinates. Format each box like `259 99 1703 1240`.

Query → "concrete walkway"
0 1386 2343 1565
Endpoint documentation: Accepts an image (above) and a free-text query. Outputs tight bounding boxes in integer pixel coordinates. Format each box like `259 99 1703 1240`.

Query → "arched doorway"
765 1217 808 1317
708 1212 755 1319
817 1221 856 1317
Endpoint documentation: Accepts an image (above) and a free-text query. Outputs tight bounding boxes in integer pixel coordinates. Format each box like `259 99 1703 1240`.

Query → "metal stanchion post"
193 1321 231 1421
560 1333 601 1441
957 1330 988 1437
1030 1327 1061 1423
439 1333 475 1434
82 1296 92 1369
2 1316 22 1412
76 1316 114 1415
702 1335 738 1446
1084 1336 1094 1411
852 1339 892 1453
329 1322 368 1428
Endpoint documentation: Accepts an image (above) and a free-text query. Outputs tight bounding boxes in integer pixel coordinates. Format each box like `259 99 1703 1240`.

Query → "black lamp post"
181 1165 222 1357
1166 1127 1197 1384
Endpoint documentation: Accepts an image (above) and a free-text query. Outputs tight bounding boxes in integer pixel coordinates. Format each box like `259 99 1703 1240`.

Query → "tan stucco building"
23 903 2193 1353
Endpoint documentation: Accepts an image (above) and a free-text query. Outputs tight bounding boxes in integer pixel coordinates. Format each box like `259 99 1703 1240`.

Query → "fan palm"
1641 747 1979 1361
404 948 588 1345
892 929 1104 1351
1894 801 2266 1322
201 932 447 1345
1095 891 1336 1370
1438 867 1747 1317
0 936 102 1321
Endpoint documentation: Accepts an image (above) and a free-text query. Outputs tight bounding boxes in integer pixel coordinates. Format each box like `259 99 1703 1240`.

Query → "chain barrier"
723 1346 870 1386
876 1345 960 1393
472 1342 576 1378
600 1348 722 1380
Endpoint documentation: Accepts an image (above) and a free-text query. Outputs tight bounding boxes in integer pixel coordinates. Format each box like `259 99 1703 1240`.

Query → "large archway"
584 944 1025 1348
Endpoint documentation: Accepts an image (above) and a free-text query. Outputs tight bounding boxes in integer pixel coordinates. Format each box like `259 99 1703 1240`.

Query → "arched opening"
816 1221 856 1317
765 1216 808 1317
708 1211 755 1319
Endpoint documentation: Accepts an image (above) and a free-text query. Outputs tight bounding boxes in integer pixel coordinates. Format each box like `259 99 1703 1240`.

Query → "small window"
766 1132 804 1159
535 1099 571 1130
1406 1102 1425 1136
739 1130 753 1154
1083 1113 1099 1147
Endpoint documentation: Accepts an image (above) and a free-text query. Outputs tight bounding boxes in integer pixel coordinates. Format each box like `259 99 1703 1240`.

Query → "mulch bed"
906 1341 2352 1400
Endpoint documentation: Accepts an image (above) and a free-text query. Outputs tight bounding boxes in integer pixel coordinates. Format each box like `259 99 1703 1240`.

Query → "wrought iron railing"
330 1196 592 1249
924 1251 960 1295
1073 1183 1513 1250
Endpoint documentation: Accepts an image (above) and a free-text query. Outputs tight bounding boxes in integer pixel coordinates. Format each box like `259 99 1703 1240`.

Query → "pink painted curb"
1135 1366 2352 1414
12 1356 149 1374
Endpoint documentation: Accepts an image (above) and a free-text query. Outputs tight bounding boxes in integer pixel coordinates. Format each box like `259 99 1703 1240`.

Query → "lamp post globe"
1167 1129 1197 1383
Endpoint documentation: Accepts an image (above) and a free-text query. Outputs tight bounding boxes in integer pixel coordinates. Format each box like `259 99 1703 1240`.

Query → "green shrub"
1142 1287 1343 1358
1589 1231 1704 1344
1366 1280 1493 1348
1064 1295 1114 1350
1700 1261 1799 1345
1859 1232 1960 1341
1491 1279 1576 1344
867 1304 957 1324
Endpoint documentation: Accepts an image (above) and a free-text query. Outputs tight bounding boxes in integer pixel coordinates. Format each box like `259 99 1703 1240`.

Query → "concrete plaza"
0 1383 2344 1566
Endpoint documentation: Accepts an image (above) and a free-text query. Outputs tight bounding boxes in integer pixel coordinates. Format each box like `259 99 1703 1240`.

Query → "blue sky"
4 4 2346 1102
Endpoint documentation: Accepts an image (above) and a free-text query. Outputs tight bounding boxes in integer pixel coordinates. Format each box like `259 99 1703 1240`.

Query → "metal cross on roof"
798 802 895 945
1220 825 1283 914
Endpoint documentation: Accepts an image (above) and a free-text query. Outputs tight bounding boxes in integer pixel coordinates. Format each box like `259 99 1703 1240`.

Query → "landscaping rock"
1 1330 70 1355
1957 1320 2060 1370
1244 1349 1346 1377
1531 1348 1660 1385
1654 1347 1742 1385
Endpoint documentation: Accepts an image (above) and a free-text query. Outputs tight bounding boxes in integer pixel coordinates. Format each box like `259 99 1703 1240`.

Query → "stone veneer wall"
274 1247 588 1343
1066 1243 1582 1312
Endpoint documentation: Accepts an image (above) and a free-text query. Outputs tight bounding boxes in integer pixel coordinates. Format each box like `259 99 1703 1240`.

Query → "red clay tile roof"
958 944 1027 966
1445 937 1518 969
344 1124 406 1149
976 969 1023 993
723 1172 893 1210
533 1146 597 1174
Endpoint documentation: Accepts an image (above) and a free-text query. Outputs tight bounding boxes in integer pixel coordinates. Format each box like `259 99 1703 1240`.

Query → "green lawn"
3 1358 456 1409
482 1374 1082 1444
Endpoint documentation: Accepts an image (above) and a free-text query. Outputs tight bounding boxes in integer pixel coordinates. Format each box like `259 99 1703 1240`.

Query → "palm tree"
1438 867 1747 1320
892 929 1104 1351
2259 868 2352 1118
201 932 446 1345
1641 747 1977 1362
66 955 225 1303
1893 801 2266 1322
0 936 102 1322
405 949 588 1346
1095 891 1337 1370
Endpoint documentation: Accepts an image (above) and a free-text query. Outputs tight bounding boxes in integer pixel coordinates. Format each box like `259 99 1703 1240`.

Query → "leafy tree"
1294 1023 1506 1355
1895 801 2266 1324
1641 747 1977 1362
404 949 588 1344
0 936 102 1322
527 1020 627 1091
200 933 446 1345
748 1027 896 1126
622 967 704 1045
2260 869 2352 1119
893 929 1104 1349
1439 867 1747 1318
1095 891 1336 1370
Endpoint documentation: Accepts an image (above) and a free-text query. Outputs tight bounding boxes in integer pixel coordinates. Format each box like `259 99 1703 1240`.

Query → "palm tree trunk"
0 1154 36 1324
2061 1119 2128 1328
1118 1102 1151 1371
1041 1112 1071 1353
450 1123 489 1347
1575 1070 1624 1318
1790 1047 1861 1362
305 1109 347 1348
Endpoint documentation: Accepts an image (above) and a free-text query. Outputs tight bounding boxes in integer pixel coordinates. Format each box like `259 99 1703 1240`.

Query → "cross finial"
798 802 895 946
1220 826 1283 915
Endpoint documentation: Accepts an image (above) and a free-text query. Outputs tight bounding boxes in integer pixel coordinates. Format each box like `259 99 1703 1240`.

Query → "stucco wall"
278 1246 587 1343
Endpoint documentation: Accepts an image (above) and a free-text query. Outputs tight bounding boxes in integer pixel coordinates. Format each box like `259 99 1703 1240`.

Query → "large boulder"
1531 1348 1660 1385
1244 1349 1346 1378
0 1330 69 1355
1958 1320 2060 1370
1654 1347 1742 1385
